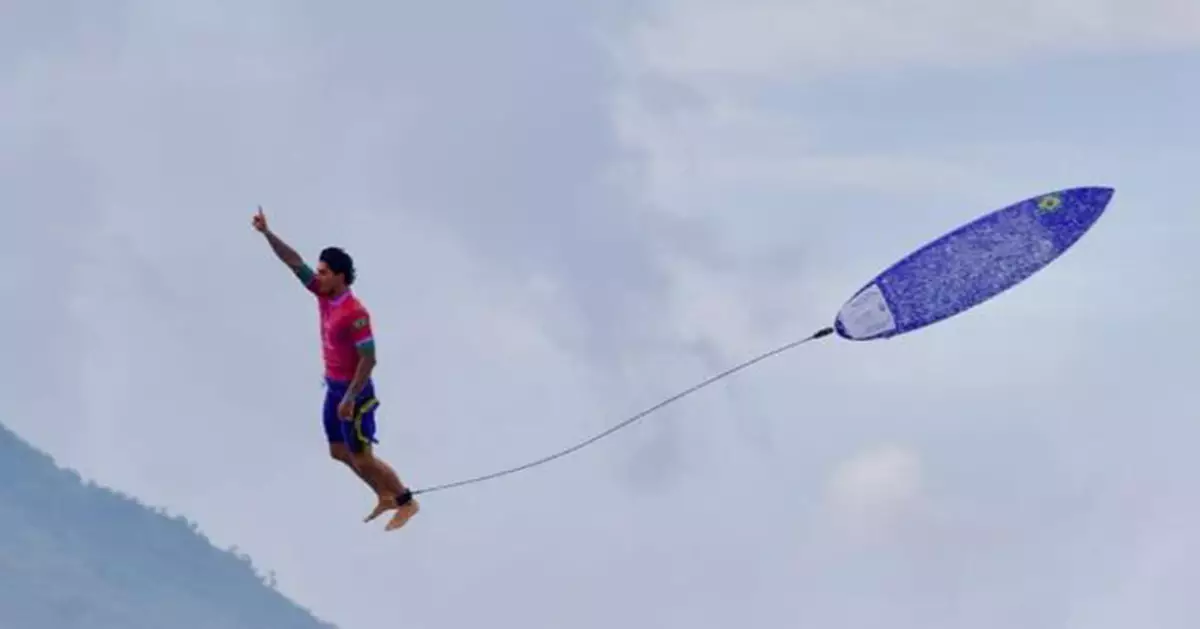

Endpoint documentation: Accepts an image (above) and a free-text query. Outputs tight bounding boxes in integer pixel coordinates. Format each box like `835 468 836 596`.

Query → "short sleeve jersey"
298 267 374 381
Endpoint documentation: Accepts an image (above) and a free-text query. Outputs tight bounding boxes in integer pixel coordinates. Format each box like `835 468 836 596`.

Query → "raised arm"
252 206 317 290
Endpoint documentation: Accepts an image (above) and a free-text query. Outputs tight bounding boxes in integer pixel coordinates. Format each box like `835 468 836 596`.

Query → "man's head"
315 246 356 295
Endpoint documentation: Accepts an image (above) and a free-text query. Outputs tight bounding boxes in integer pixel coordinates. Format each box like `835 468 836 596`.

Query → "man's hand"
254 206 307 271
252 205 269 233
337 395 355 422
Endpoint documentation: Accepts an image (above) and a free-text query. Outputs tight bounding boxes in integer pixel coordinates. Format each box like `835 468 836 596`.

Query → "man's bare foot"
364 495 398 523
385 497 420 531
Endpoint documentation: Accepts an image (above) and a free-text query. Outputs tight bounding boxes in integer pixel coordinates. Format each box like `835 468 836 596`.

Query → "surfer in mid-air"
252 206 419 532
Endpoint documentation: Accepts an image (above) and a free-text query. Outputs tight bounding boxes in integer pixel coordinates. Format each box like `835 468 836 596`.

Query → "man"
252 206 419 532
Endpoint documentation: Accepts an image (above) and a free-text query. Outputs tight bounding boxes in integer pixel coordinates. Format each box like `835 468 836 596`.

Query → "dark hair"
319 246 356 285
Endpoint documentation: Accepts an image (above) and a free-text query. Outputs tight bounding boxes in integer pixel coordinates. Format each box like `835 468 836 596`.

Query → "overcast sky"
3 0 1199 627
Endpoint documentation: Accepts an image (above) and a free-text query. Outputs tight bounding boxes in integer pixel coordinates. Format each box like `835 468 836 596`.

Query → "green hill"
0 422 336 629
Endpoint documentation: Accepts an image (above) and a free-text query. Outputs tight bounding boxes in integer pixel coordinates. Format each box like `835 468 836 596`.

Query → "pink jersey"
310 285 374 381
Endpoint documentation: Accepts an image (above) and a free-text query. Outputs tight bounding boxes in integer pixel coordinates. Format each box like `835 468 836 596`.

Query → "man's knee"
332 441 375 468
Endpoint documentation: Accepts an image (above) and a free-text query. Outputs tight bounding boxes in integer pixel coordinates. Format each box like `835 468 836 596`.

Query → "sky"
2 0 1198 627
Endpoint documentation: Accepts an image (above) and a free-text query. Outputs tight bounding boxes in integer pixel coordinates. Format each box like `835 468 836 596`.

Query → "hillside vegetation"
0 422 336 629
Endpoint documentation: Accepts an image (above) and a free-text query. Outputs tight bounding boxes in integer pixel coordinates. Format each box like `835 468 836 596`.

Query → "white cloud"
825 443 924 540
604 2 1200 626
633 0 1200 80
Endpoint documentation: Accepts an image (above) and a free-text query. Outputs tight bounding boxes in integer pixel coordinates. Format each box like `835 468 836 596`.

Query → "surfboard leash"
409 326 835 497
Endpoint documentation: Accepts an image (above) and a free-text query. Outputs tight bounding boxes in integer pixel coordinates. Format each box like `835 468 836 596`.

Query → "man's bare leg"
360 457 403 522
331 443 383 498
377 455 419 530
350 448 419 529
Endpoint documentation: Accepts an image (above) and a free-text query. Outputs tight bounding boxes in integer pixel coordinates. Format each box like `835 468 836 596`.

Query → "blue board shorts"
323 377 380 453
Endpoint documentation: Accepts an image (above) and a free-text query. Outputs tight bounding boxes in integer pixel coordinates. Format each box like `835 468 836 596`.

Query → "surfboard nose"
1080 185 1115 210
1036 186 1114 250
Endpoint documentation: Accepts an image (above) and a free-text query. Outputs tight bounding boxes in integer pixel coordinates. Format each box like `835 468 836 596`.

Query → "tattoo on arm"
344 341 376 400
293 263 315 285
263 230 314 289
263 230 305 269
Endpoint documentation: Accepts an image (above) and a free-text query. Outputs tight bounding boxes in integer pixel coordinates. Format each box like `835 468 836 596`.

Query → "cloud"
632 0 1200 80
825 443 924 537
602 2 1200 627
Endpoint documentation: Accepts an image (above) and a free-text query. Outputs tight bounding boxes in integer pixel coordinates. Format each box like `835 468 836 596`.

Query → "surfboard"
834 186 1115 341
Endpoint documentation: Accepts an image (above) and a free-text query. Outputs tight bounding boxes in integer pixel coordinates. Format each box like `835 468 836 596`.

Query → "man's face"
315 261 342 295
